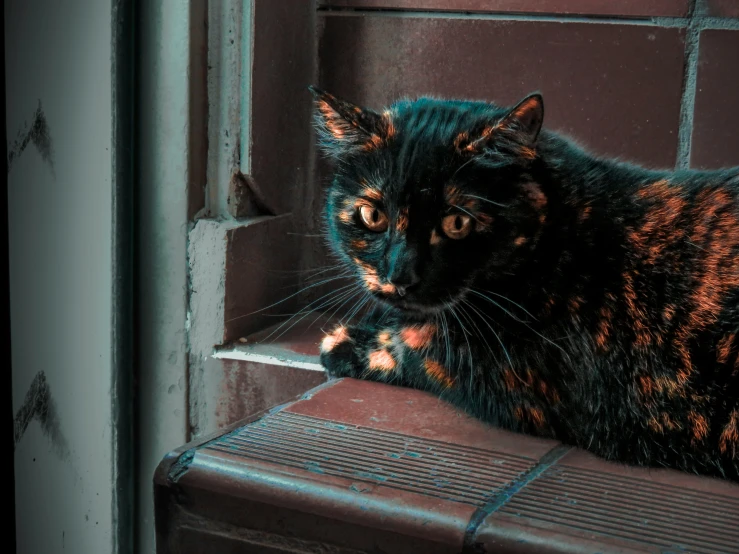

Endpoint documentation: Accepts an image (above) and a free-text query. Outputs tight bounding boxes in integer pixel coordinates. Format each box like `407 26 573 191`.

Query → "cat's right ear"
309 86 393 158
456 93 544 161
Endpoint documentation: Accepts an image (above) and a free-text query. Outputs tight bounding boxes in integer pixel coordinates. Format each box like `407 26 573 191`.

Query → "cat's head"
310 86 548 314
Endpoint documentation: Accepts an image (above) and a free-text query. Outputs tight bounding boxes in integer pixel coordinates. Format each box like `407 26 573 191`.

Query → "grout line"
676 0 702 169
318 8 680 26
318 7 739 30
462 444 572 551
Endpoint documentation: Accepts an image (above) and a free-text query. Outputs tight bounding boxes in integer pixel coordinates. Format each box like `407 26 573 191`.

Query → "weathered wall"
317 0 739 171
7 0 125 552
136 0 197 551
187 0 319 442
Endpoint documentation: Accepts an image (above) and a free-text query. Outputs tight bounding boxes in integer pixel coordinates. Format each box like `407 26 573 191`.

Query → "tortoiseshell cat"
309 86 739 482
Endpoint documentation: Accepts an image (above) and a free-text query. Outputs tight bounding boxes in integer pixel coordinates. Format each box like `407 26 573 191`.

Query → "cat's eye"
441 214 472 239
359 205 389 232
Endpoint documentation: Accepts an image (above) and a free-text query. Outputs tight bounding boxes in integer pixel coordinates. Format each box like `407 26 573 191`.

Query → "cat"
308 85 739 482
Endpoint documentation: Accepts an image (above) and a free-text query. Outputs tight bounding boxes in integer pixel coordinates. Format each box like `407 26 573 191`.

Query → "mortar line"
676 0 701 169
318 8 684 26
318 7 739 30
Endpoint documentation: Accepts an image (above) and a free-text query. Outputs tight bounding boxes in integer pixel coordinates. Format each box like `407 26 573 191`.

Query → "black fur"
311 86 739 481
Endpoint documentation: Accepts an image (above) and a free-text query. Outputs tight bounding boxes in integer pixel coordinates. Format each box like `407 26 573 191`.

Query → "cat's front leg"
319 322 405 384
319 321 455 393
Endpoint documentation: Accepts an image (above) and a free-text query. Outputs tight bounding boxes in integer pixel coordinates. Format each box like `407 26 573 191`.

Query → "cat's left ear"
458 92 544 157
498 93 544 145
309 86 394 158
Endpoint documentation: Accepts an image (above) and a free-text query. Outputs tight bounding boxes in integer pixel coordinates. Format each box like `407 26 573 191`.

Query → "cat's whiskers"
446 296 474 373
439 311 452 370
308 285 365 331
456 300 498 391
378 304 395 324
226 272 351 323
468 289 531 324
472 289 538 321
459 298 498 366
260 282 359 343
470 289 571 362
450 155 477 181
341 291 374 327
451 204 480 222
461 193 510 209
298 264 347 281
324 286 366 325
459 298 529 386
267 263 343 275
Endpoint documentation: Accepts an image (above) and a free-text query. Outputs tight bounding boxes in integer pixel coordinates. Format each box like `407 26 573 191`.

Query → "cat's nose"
389 272 420 296
386 242 420 295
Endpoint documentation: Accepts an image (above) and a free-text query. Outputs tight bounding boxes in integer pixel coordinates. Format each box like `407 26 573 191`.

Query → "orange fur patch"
445 185 462 206
675 188 739 382
623 270 652 349
430 229 442 245
320 326 350 353
524 367 535 387
377 330 393 346
655 376 683 398
396 208 409 232
368 349 396 371
637 374 685 404
538 381 560 403
400 323 436 350
648 412 681 434
638 375 655 396
689 411 710 442
363 188 383 201
502 368 518 391
717 334 735 364
631 180 686 265
350 239 368 250
594 305 613 352
382 110 396 140
318 100 346 140
354 257 396 295
474 212 493 232
579 206 592 223
514 406 546 429
364 133 384 151
424 359 454 388
338 210 353 224
453 131 469 151
381 283 396 294
541 296 557 317
514 236 528 246
568 296 584 315
663 304 676 322
719 410 739 457
521 182 547 210
462 126 495 153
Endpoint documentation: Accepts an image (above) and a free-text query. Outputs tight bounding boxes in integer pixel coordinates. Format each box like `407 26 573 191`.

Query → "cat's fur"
309 86 739 481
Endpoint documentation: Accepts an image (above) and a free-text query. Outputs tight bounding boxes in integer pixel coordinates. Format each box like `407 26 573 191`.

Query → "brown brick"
704 0 739 18
319 15 686 167
690 29 739 169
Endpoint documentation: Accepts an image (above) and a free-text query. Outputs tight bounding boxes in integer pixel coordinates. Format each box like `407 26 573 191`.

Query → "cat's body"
310 87 739 481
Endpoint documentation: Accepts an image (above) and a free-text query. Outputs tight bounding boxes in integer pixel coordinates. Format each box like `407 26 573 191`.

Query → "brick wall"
317 0 739 170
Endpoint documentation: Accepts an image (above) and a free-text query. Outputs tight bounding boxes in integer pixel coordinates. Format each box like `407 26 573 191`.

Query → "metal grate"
500 463 739 554
207 411 535 507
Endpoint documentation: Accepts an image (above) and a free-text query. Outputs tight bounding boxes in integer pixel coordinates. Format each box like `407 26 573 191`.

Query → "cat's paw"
319 323 404 383
319 325 359 379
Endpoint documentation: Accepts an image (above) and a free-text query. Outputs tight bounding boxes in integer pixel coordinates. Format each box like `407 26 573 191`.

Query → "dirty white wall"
6 0 131 552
